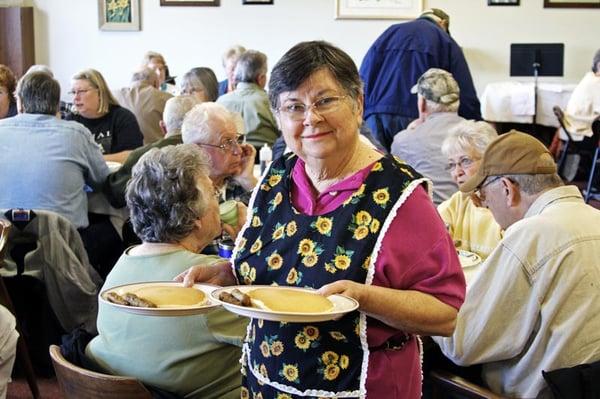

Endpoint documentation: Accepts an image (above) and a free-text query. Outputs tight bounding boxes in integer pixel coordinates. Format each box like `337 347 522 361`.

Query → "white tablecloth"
481 81 577 127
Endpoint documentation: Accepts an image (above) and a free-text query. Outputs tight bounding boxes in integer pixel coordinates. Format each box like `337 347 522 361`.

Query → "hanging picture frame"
335 0 423 20
98 0 140 31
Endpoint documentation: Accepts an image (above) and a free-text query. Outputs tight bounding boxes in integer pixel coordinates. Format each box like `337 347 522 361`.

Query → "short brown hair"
0 64 17 105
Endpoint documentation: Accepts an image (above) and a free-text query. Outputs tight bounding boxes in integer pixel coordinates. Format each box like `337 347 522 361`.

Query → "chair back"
49 345 152 399
430 369 510 399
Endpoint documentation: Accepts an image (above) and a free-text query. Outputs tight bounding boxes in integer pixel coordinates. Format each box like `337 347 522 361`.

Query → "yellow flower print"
272 225 285 240
286 221 297 237
355 210 372 225
373 188 390 207
260 341 271 357
302 252 319 268
281 364 299 382
371 161 383 172
297 239 315 255
239 262 250 276
241 387 249 399
268 174 282 187
238 237 247 250
321 351 339 365
329 331 346 341
353 225 369 240
294 333 310 350
255 392 264 399
267 252 283 270
273 192 283 206
325 262 336 274
260 183 271 192
355 321 360 336
334 254 351 270
362 256 371 270
303 326 319 341
243 276 252 285
355 184 366 197
252 215 262 227
250 238 262 254
286 268 298 284
271 340 284 356
370 218 380 233
258 319 264 329
340 355 349 369
249 267 256 281
399 166 414 178
314 216 333 236
324 364 340 381
259 364 268 378
276 394 292 399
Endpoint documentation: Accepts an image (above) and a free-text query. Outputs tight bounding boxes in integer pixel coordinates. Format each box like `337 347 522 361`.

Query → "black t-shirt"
67 105 143 154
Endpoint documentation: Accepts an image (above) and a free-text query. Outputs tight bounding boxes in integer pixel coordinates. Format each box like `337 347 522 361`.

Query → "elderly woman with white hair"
86 144 246 398
438 120 503 260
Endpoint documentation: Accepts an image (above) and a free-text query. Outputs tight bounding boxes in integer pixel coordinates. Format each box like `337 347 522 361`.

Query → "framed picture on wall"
98 0 140 31
488 0 520 5
160 0 220 6
544 0 600 7
335 0 423 20
242 0 274 4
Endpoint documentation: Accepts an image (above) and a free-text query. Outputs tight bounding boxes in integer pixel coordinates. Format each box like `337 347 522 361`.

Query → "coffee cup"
219 200 238 226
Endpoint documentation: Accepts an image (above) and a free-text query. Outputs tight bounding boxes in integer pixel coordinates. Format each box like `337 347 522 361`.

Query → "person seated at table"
390 68 466 205
0 304 18 399
218 44 246 97
67 68 143 163
180 67 219 103
140 51 168 89
433 131 600 398
178 40 465 399
86 144 247 399
438 120 502 260
113 67 173 145
0 64 17 119
564 48 600 140
182 102 257 205
104 95 201 209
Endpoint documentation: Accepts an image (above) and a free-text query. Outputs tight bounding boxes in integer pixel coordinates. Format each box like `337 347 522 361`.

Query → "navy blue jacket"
360 18 481 121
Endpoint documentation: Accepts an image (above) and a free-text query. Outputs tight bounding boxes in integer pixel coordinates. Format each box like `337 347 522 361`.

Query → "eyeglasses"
474 175 503 203
277 95 348 121
196 134 244 153
445 156 479 171
68 88 96 97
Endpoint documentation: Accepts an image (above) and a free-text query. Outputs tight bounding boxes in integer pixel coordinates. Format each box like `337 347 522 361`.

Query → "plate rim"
457 250 482 269
210 285 359 321
99 281 221 315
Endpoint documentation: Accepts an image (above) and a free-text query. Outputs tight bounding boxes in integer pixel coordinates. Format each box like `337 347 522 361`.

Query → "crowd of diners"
1 7 600 399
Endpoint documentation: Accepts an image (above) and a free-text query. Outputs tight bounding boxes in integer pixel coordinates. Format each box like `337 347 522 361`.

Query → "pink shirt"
291 158 465 398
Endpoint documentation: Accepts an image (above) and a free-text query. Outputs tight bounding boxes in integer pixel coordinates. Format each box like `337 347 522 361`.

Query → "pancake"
118 286 206 308
248 288 333 313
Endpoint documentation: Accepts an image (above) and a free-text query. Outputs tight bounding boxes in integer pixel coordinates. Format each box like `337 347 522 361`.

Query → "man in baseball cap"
391 68 465 205
434 130 600 397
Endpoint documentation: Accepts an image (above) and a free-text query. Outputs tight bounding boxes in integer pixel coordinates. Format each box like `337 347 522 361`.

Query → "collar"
524 185 583 219
235 82 262 91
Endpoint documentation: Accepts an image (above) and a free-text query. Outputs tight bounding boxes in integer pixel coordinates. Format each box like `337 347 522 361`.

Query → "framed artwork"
98 0 140 31
334 0 423 20
160 0 220 6
544 0 599 7
488 0 520 5
243 0 273 4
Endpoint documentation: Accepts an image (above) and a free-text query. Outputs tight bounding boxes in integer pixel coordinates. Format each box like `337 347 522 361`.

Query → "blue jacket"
360 18 481 121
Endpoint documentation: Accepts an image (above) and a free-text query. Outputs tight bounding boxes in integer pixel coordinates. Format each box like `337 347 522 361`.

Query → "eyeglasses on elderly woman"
277 95 348 121
196 133 244 153
444 156 479 171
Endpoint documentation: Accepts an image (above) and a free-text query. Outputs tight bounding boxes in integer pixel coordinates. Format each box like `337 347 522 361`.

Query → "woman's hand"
174 260 237 287
318 280 366 303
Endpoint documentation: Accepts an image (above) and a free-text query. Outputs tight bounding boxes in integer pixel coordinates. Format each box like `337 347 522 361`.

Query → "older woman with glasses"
178 41 465 399
67 68 143 162
86 144 246 398
438 120 503 260
180 67 219 103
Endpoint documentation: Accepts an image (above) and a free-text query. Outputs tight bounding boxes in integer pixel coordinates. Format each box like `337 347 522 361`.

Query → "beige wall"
7 0 600 100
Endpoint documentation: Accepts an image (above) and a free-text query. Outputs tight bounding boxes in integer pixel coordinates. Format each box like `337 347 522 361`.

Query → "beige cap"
460 130 557 193
410 68 460 105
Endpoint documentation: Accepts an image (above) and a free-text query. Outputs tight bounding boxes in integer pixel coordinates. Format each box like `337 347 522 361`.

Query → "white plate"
106 161 122 173
100 281 220 317
458 250 482 269
211 285 359 323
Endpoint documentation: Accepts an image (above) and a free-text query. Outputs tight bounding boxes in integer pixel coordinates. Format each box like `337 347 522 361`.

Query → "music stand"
510 43 564 127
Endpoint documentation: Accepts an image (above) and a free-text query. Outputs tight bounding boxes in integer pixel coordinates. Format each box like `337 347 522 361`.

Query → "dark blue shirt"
360 18 481 121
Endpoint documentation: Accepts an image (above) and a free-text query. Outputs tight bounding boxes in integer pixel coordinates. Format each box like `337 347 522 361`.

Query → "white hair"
441 120 498 158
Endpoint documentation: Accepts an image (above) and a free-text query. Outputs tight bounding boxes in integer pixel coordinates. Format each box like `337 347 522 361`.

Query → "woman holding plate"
87 144 246 399
178 41 465 399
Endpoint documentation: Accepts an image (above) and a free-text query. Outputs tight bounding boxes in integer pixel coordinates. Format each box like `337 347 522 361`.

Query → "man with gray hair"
217 50 280 151
104 95 200 208
114 67 173 145
434 131 600 398
391 68 465 204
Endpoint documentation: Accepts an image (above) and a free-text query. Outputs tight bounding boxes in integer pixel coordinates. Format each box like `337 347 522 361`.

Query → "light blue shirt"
0 113 109 228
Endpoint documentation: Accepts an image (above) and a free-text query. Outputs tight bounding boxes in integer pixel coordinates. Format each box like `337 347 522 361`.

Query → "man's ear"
159 120 167 135
502 177 520 208
417 95 427 115
257 74 267 88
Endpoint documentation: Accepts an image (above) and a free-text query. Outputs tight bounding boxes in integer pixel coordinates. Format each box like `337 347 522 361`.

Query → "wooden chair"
0 219 40 399
49 345 152 399
430 369 510 399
